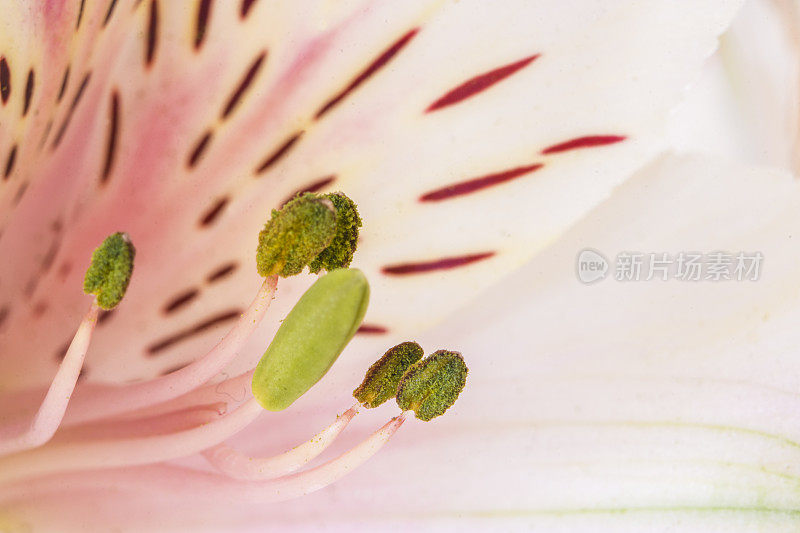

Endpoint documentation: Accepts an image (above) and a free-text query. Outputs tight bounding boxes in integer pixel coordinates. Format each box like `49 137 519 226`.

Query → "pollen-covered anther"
396 350 468 421
256 193 337 277
353 341 423 408
309 192 362 273
83 232 135 309
256 191 362 278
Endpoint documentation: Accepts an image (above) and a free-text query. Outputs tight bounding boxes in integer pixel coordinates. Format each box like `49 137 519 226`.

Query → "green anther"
353 341 424 408
309 192 362 273
396 350 468 421
252 268 369 411
83 232 135 310
256 193 337 278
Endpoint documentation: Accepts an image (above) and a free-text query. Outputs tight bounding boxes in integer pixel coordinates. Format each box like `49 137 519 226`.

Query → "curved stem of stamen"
0 398 263 485
116 368 255 421
55 403 228 442
0 413 406 504
0 302 100 457
63 276 277 426
203 404 359 480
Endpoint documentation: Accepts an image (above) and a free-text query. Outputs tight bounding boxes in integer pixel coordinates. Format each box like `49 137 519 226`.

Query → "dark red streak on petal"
187 130 213 168
206 261 238 283
426 54 540 113
101 91 120 184
75 0 86 30
221 51 266 119
198 196 230 227
103 0 119 27
145 0 159 67
3 145 17 180
255 131 303 174
146 309 243 355
240 0 257 19
195 0 213 50
0 57 10 104
22 69 34 117
420 163 543 202
57 66 70 103
281 174 336 206
356 324 389 335
315 28 419 120
163 288 201 315
541 135 626 155
382 252 495 276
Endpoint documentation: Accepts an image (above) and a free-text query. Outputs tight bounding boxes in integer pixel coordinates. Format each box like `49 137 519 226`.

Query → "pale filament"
203 404 360 480
0 302 100 457
62 276 278 426
0 413 407 505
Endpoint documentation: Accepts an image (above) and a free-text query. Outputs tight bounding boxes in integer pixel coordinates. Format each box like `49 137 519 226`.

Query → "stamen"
0 414 406 505
82 232 135 310
256 193 337 277
0 302 99 457
308 192 362 273
64 276 277 426
57 403 227 441
203 404 359 480
396 350 468 421
0 398 264 485
0 232 135 455
353 341 423 408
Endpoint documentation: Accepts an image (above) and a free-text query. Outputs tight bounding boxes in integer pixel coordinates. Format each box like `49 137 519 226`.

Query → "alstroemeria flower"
0 0 771 530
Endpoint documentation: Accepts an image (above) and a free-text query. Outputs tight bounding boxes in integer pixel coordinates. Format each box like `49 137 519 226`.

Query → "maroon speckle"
145 0 159 67
75 0 86 29
195 0 212 50
199 196 229 227
221 51 267 119
206 261 238 283
146 309 242 355
22 69 34 117
163 288 201 314
52 71 91 149
541 135 627 155
281 175 335 205
188 130 213 168
102 91 120 184
0 305 9 330
4 144 17 180
57 66 70 103
240 0 257 19
382 252 495 275
420 163 543 202
32 301 48 319
255 131 303 174
357 324 389 335
97 309 116 326
427 54 540 113
0 57 10 104
103 0 119 27
315 29 419 120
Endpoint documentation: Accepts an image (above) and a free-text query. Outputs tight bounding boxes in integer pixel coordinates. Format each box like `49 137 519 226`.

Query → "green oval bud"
353 341 423 408
309 192 362 274
83 232 135 310
252 268 369 411
256 193 337 278
396 350 468 421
